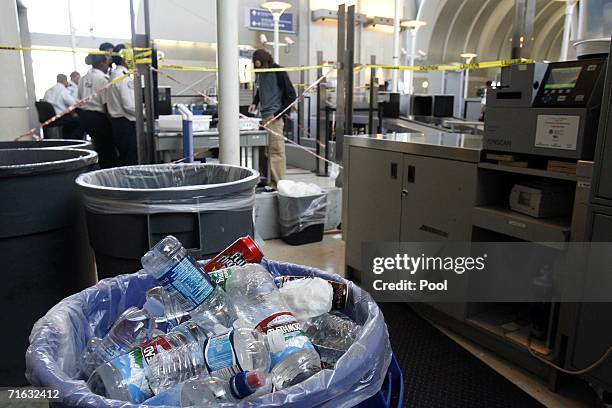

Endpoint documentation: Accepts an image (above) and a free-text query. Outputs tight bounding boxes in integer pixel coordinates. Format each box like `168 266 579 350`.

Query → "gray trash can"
0 148 98 386
76 164 259 279
278 192 328 245
0 139 93 150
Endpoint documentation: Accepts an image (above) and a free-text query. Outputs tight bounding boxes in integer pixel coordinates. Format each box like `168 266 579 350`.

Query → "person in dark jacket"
249 49 296 188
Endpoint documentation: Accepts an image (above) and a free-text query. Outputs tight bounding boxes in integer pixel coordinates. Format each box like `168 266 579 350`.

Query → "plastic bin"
278 193 327 245
76 164 259 279
26 260 393 407
158 115 212 131
0 139 93 150
357 355 404 408
1 148 98 386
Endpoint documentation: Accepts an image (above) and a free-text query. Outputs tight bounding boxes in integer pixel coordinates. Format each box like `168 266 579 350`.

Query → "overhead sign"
246 8 295 33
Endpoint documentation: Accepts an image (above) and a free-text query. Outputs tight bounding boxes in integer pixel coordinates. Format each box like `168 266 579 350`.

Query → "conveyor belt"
379 303 543 408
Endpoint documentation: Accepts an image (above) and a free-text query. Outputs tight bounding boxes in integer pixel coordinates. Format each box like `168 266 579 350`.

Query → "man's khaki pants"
263 116 286 188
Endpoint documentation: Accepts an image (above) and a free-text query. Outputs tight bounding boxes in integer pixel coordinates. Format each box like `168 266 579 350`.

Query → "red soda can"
203 236 263 272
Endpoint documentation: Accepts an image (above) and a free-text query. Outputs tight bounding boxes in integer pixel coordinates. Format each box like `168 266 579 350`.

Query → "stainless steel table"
155 129 269 176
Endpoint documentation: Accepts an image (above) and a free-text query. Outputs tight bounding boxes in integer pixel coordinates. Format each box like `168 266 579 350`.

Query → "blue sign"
246 8 294 33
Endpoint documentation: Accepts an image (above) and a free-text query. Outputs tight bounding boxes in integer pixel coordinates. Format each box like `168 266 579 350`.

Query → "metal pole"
461 69 467 118
316 51 323 175
273 14 280 63
67 0 77 71
409 29 417 94
464 66 470 101
336 4 346 148
129 0 147 164
392 0 401 92
369 55 376 134
217 0 240 165
577 0 587 40
561 0 577 61
142 0 156 164
511 0 535 59
523 0 535 58
298 66 304 143
342 4 355 157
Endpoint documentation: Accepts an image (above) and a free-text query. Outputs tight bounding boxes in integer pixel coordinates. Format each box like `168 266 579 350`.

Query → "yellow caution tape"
355 58 534 72
2 43 531 74
157 58 531 73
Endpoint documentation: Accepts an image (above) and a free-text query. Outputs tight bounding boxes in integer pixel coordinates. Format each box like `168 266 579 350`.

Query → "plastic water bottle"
87 323 281 403
80 297 166 377
225 264 322 389
141 235 233 335
145 286 189 330
87 320 207 403
147 326 283 394
145 370 268 406
303 312 361 369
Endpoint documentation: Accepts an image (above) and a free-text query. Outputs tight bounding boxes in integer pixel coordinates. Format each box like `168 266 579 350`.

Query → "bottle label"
204 331 241 378
107 348 153 403
140 337 172 365
256 311 315 368
207 267 234 290
275 276 349 310
203 236 263 272
157 257 214 312
97 339 128 362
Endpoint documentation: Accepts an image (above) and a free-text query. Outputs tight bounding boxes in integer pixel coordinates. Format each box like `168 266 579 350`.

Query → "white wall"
0 1 30 140
143 0 300 67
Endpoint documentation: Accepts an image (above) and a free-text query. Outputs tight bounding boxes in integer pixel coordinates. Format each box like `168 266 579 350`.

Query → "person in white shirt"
43 74 82 139
78 51 117 168
67 71 80 99
108 44 138 165
43 74 76 115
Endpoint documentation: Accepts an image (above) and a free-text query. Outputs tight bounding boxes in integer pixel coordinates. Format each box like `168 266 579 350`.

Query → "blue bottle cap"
230 370 264 399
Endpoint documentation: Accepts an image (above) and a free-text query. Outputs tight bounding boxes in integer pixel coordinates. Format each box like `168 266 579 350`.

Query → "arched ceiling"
423 0 566 64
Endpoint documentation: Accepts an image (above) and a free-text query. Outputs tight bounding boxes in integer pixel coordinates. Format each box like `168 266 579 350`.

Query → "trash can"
76 164 259 279
26 260 394 407
278 193 328 245
0 139 93 150
0 148 98 386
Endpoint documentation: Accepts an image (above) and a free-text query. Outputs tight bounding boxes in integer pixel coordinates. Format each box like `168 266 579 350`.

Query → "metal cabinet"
400 154 477 242
345 146 404 277
399 155 477 319
345 145 478 313
563 208 612 390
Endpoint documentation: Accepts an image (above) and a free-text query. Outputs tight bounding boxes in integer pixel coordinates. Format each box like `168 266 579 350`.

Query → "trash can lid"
75 163 260 214
0 148 98 178
76 163 259 198
0 139 92 150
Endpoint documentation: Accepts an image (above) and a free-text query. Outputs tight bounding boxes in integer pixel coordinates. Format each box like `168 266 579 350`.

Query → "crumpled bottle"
303 311 362 369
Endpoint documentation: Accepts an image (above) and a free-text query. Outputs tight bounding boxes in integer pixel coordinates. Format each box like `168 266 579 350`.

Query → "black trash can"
76 164 259 279
0 139 93 150
278 192 328 245
0 148 98 386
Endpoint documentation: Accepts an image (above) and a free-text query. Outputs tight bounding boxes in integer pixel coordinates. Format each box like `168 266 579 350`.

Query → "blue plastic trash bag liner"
26 261 392 407
75 164 260 279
